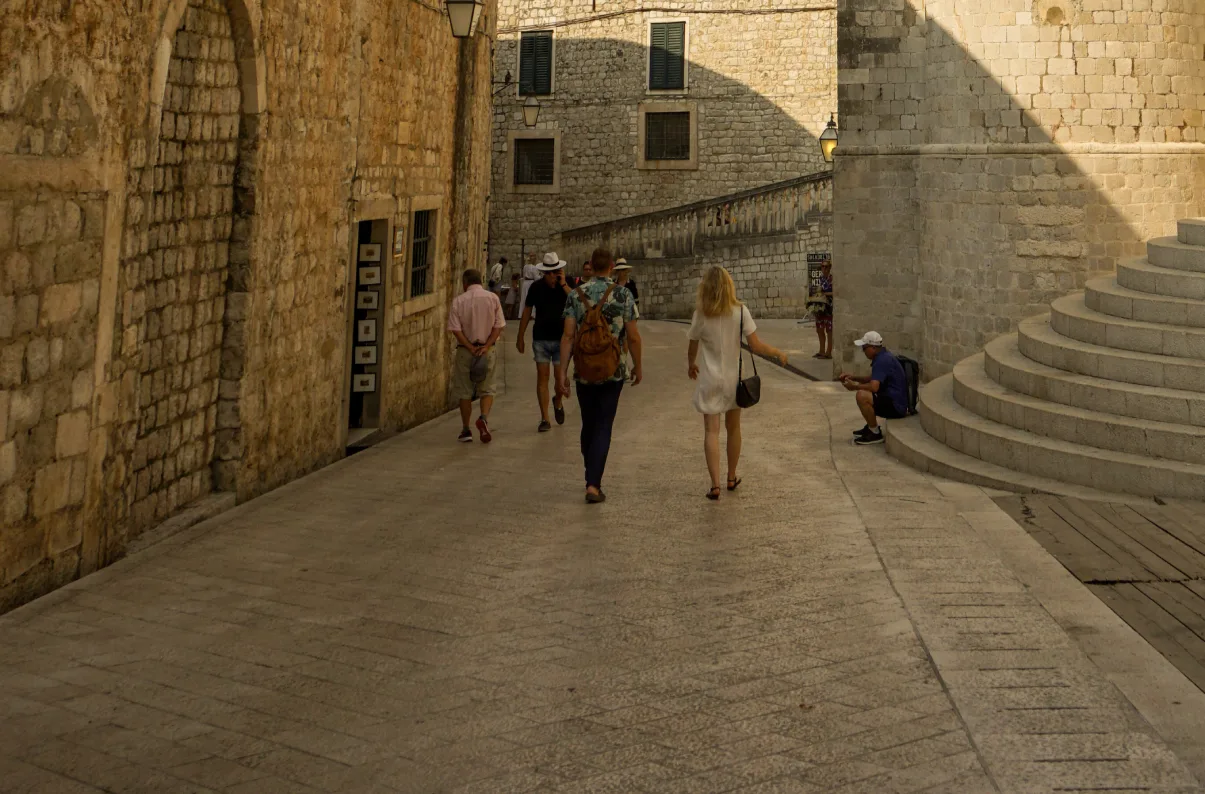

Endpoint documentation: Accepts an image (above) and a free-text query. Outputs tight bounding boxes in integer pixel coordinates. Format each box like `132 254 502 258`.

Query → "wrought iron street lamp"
446 0 484 38
522 95 541 128
820 114 839 163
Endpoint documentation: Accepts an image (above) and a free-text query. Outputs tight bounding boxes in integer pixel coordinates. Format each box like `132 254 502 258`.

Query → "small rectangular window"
519 31 553 96
410 210 434 298
645 112 691 161
649 22 686 90
514 139 556 185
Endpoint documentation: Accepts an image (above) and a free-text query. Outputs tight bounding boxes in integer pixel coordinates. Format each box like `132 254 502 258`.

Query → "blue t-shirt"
871 349 909 416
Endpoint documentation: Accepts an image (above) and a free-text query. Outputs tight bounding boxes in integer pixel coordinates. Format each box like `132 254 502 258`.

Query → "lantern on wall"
523 95 541 128
820 115 839 163
446 0 484 38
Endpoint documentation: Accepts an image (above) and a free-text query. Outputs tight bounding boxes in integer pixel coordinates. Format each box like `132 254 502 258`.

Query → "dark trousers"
576 380 624 488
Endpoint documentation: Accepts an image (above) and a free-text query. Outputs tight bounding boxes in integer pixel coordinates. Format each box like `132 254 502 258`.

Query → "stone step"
1178 219 1205 247
1084 275 1205 327
920 374 1205 499
985 333 1205 428
885 415 1147 503
1018 314 1205 393
952 354 1205 464
1050 293 1205 359
1118 257 1205 300
1148 237 1205 273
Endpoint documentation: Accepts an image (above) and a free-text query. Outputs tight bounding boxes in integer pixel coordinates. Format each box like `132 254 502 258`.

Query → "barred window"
645 112 691 161
410 210 434 298
514 138 556 185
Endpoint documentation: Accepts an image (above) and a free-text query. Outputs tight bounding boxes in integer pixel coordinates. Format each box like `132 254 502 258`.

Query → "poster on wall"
806 252 831 293
355 346 378 365
359 244 382 263
359 266 382 286
358 319 377 342
356 291 379 310
353 374 377 393
394 227 406 256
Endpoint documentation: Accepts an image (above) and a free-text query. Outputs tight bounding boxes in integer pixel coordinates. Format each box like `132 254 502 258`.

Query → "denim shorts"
533 339 561 365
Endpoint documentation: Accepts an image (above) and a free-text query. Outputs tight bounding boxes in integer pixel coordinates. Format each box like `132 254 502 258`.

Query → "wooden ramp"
995 495 1205 691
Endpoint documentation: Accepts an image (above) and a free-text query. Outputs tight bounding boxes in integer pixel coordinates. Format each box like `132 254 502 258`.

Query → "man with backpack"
556 248 642 503
838 331 910 446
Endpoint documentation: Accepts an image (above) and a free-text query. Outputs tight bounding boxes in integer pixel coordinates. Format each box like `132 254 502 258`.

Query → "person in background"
557 248 642 504
517 258 572 432
809 260 833 360
614 260 639 304
447 270 506 444
614 260 639 380
688 266 787 500
521 253 544 309
838 331 909 446
488 256 507 293
504 273 521 319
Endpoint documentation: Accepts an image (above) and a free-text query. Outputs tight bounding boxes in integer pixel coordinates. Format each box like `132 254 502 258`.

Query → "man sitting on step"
838 331 909 446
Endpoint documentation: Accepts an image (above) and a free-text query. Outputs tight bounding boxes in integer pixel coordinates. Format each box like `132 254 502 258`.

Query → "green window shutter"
520 31 553 95
649 22 685 90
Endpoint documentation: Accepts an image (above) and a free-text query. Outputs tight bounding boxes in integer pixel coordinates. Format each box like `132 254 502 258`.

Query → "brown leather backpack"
572 284 621 383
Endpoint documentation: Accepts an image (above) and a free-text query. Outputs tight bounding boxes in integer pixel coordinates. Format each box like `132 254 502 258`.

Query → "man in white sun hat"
838 330 909 445
517 253 572 432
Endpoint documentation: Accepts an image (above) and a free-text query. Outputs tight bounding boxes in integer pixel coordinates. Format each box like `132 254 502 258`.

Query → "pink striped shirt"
447 285 506 344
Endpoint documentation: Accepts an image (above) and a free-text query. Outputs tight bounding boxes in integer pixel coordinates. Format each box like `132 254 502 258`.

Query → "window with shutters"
519 30 554 96
645 112 692 161
649 22 686 91
514 139 556 185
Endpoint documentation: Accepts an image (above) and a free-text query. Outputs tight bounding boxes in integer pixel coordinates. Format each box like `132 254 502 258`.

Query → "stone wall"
835 0 1205 378
491 0 837 268
0 0 495 611
555 174 832 319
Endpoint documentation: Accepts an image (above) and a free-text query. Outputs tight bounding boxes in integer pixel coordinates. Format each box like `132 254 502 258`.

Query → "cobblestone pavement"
0 322 1202 793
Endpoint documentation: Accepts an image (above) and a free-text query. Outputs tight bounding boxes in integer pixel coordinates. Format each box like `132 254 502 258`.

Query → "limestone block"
55 411 89 458
31 459 73 517
10 385 41 431
39 284 82 326
0 439 13 484
16 204 47 247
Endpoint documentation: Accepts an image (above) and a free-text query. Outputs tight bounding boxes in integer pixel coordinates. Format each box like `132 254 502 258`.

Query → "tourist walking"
488 256 507 293
556 249 642 504
808 260 834 359
447 269 506 444
614 260 640 379
687 266 787 500
839 330 909 446
503 273 522 319
520 253 544 308
517 256 572 432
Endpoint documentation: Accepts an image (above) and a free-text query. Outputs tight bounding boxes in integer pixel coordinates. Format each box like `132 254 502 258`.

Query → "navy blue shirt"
871 349 909 416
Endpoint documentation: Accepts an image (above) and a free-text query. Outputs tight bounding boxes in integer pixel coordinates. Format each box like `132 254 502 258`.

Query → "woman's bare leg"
725 409 742 481
704 414 722 490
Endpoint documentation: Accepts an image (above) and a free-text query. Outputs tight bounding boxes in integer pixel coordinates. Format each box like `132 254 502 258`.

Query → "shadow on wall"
489 34 835 267
834 0 1205 378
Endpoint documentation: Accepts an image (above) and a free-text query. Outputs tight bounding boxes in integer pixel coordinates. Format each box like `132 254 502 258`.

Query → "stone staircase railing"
553 171 832 265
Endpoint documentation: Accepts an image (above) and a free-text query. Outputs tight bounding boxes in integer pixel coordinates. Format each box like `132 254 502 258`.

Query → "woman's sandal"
727 477 742 492
706 487 721 501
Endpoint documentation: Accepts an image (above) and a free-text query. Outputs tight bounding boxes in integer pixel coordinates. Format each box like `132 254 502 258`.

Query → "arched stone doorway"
125 0 261 529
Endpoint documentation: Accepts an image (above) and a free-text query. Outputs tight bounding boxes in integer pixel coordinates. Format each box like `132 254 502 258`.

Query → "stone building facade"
835 0 1205 377
490 0 837 270
0 0 496 610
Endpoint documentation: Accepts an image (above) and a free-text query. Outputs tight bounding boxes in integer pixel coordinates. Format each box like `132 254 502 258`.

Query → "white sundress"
689 304 756 415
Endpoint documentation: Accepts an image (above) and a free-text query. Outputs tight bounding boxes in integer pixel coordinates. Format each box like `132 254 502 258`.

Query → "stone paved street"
1 322 1203 793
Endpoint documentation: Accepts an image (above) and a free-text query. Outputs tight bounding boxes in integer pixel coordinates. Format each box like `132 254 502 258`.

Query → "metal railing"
554 171 832 262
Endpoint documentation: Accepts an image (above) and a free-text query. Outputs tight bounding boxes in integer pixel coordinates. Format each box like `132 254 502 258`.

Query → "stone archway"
127 0 263 527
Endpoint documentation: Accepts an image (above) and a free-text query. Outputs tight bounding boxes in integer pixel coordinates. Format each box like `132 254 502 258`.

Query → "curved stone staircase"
888 218 1205 500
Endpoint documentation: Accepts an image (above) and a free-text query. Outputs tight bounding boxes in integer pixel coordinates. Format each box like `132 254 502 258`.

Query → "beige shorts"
452 347 497 402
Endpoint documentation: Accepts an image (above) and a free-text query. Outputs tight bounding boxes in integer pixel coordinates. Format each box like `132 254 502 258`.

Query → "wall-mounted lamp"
446 0 484 38
820 114 839 163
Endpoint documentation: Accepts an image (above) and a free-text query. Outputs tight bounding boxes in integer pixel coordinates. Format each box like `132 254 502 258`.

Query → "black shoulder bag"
736 310 761 408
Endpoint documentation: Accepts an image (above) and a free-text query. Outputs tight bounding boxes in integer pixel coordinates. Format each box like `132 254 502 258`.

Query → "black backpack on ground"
897 354 920 416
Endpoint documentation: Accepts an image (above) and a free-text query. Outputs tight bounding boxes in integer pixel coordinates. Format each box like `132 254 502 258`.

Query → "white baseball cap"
854 331 884 348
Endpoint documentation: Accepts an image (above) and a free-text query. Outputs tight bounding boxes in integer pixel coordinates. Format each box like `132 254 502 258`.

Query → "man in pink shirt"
447 269 507 443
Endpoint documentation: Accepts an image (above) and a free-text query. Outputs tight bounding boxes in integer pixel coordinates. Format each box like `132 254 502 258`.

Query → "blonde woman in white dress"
688 267 788 500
